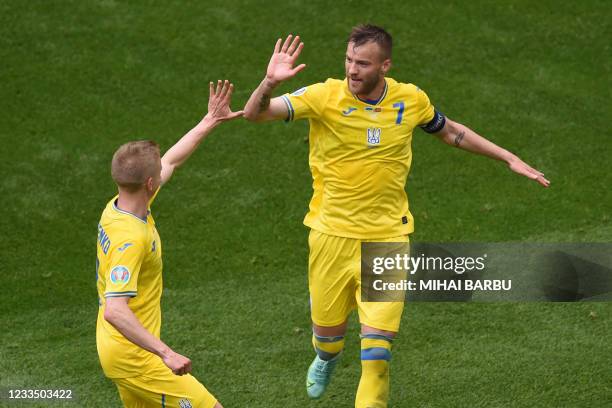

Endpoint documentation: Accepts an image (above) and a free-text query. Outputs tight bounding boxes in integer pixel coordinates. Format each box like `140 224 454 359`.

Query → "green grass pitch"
0 1 610 407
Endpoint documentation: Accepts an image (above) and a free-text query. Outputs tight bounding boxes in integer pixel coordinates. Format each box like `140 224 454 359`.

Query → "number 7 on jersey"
393 102 404 125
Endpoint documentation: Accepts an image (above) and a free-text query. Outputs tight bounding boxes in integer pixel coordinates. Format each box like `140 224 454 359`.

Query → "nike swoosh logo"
307 380 315 388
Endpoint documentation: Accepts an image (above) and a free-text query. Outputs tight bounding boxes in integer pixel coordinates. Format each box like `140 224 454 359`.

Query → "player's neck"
116 190 149 219
357 78 386 102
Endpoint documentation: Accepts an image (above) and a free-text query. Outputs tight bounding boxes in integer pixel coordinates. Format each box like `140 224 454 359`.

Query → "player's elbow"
103 301 125 325
243 110 263 122
436 118 461 145
243 105 272 122
160 156 175 171
103 305 118 324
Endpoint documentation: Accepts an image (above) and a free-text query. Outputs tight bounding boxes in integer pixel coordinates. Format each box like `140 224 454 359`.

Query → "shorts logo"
179 399 192 408
291 87 307 96
367 128 382 147
110 265 130 284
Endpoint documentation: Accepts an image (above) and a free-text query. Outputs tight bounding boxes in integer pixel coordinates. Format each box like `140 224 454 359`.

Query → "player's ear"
145 177 154 192
381 59 391 74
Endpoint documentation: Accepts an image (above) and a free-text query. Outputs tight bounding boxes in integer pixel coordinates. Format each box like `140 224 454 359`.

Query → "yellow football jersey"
282 77 444 239
96 193 163 378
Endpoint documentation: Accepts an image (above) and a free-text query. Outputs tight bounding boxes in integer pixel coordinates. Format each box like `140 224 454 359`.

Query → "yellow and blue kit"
283 77 442 407
281 77 445 240
96 195 163 379
96 194 216 408
283 77 443 330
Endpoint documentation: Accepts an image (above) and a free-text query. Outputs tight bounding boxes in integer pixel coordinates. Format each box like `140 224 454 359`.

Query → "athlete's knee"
361 324 397 340
312 322 347 361
313 321 348 337
312 332 346 361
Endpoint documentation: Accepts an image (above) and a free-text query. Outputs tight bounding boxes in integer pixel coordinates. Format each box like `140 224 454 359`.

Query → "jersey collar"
348 78 388 106
113 198 148 223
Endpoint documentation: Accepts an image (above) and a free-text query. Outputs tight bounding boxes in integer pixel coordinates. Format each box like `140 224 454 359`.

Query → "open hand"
508 157 550 187
266 35 306 86
205 80 244 124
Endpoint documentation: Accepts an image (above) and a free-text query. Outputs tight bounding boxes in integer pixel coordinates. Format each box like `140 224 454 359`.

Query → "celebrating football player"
96 80 242 408
243 26 549 408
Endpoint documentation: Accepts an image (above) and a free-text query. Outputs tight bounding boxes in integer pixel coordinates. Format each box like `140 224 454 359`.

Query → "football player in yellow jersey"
96 80 242 408
243 25 549 407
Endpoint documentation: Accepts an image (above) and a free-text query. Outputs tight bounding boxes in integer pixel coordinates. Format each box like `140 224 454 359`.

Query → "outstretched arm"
434 118 550 187
160 80 243 185
244 35 306 122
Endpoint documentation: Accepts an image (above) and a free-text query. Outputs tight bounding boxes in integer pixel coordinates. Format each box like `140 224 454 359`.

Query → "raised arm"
244 35 306 122
160 80 243 185
434 118 550 187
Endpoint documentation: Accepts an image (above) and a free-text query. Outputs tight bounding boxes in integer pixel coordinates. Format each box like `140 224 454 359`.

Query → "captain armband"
419 110 446 133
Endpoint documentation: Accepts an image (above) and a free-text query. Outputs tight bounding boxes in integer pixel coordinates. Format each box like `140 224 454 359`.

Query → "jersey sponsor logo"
367 128 382 146
179 399 193 408
118 242 133 252
291 87 307 96
342 107 357 116
151 240 156 252
110 265 130 284
97 224 111 255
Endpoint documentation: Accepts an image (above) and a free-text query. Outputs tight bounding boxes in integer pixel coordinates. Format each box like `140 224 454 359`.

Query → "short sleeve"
415 87 446 133
104 240 145 298
281 82 330 121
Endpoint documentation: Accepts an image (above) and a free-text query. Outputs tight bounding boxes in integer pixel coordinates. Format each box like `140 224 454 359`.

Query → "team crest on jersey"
291 87 307 96
110 265 130 284
179 399 193 408
367 128 382 147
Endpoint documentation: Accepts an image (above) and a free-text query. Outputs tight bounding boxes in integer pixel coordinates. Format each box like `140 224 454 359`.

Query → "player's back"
96 196 163 378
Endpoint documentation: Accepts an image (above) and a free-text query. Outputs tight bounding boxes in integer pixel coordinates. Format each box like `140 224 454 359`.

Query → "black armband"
420 110 446 133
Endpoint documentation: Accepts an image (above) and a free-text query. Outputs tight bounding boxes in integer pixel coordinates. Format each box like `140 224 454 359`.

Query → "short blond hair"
111 140 161 191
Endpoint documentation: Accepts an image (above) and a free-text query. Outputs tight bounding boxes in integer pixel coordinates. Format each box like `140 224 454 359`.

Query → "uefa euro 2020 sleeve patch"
110 265 131 284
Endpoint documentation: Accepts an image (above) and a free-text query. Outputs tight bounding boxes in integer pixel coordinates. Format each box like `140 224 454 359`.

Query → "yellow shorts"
308 229 409 332
112 361 217 408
